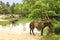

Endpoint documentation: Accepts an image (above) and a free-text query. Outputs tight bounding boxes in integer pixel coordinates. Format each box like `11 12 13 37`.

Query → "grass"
43 35 60 40
0 21 10 26
17 17 30 25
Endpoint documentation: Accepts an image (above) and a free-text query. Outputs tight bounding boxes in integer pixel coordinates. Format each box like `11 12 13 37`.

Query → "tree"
0 1 5 14
6 2 10 7
23 0 60 21
9 2 16 18
10 2 15 14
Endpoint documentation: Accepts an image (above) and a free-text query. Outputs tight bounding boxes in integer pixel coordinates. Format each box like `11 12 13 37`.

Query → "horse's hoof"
30 33 32 35
34 35 35 36
41 34 43 36
33 34 35 36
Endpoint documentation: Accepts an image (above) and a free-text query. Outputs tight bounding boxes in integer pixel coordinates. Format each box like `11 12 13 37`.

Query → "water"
0 23 40 34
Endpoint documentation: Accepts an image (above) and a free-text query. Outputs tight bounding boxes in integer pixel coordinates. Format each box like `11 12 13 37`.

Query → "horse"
29 21 54 36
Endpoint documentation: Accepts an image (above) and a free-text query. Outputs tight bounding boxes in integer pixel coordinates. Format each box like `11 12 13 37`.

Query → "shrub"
55 26 60 35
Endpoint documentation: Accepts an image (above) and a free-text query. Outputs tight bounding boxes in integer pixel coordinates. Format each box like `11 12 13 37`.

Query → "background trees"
0 0 60 21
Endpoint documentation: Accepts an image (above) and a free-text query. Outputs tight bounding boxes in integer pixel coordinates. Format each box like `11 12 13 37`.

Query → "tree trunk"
45 11 51 22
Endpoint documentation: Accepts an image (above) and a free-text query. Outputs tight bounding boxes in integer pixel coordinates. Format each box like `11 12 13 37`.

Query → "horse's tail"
30 22 34 29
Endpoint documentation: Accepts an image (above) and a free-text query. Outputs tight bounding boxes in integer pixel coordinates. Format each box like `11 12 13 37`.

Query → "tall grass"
43 35 60 40
0 21 10 26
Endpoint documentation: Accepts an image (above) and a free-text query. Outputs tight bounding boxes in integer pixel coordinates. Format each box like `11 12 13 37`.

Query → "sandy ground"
0 19 8 21
0 30 42 40
0 15 8 21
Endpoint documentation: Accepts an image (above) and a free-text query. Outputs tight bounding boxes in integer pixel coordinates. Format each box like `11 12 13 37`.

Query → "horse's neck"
44 22 51 27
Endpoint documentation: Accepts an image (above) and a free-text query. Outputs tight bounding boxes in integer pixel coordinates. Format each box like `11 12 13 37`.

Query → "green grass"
43 35 60 40
0 21 10 26
18 17 30 25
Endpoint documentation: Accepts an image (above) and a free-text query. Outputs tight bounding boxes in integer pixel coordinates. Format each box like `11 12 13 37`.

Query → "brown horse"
30 21 54 36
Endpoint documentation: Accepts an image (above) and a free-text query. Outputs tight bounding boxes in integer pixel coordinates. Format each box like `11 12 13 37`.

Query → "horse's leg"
32 29 35 36
30 24 32 35
41 22 44 36
41 28 43 36
30 28 32 35
47 26 54 35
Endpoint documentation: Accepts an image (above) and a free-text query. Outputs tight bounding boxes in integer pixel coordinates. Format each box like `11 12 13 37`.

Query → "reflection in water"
0 23 40 34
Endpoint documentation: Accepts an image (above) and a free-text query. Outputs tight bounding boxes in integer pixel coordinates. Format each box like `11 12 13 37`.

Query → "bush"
55 27 60 35
43 35 60 40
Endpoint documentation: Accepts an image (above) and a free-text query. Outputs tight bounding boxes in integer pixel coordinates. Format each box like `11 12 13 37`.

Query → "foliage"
54 22 60 34
55 27 60 35
23 0 60 21
0 21 10 26
43 35 60 40
0 0 60 20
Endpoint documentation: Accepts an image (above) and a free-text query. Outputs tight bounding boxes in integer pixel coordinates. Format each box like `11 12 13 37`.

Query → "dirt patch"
0 15 8 21
0 19 8 21
0 30 42 40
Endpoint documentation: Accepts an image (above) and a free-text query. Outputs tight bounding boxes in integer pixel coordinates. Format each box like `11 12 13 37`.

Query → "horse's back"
30 21 42 30
30 22 38 28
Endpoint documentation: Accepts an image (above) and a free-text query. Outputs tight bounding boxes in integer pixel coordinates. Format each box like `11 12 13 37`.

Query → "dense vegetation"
0 0 60 20
43 35 60 40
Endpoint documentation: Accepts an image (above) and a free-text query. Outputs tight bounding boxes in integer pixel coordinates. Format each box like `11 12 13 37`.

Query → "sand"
0 30 42 40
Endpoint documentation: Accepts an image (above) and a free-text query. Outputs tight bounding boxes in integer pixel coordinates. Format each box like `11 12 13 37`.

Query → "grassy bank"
0 21 10 26
43 35 60 40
